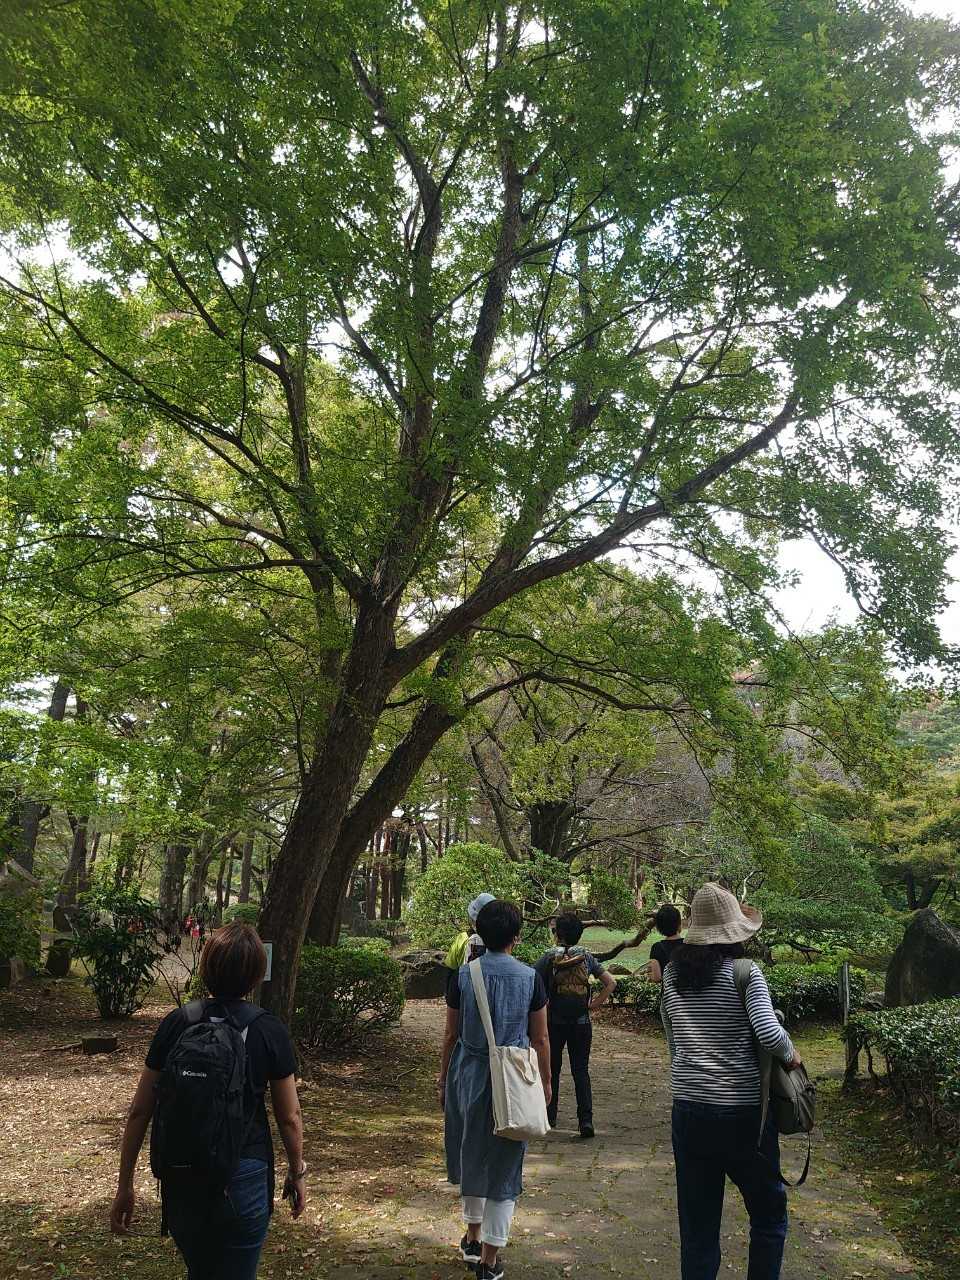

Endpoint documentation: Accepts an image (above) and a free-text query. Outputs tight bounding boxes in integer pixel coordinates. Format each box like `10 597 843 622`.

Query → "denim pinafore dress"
444 950 537 1200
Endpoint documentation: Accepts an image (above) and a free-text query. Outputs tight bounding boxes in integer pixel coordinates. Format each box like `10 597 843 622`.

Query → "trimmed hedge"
610 960 866 1023
765 962 866 1022
847 999 960 1148
294 944 405 1051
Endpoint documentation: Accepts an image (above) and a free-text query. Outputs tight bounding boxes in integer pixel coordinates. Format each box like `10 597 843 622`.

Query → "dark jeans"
547 1019 593 1127
672 1101 788 1280
165 1158 270 1280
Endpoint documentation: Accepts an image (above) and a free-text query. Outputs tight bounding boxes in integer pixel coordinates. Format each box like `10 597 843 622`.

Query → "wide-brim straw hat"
683 882 762 946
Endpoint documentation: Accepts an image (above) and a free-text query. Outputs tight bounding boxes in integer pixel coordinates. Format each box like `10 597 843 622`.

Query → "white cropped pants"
461 1195 516 1248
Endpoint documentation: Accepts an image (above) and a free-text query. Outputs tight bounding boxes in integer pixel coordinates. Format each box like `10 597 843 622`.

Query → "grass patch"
821 1073 960 1278
581 927 653 971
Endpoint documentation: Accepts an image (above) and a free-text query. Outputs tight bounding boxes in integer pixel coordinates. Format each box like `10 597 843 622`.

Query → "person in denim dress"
439 900 551 1280
110 923 306 1280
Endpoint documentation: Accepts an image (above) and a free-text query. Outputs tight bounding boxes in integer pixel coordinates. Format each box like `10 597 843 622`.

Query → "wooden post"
841 960 859 1082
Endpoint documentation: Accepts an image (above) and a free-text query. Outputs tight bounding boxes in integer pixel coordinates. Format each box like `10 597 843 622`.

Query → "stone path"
344 1003 919 1280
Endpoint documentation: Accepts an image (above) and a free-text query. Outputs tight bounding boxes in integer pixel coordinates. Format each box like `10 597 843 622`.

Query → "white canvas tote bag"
469 958 550 1142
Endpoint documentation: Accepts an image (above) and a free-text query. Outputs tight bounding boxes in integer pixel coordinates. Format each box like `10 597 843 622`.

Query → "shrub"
764 961 867 1022
0 888 41 969
406 842 520 950
610 974 661 1017
223 902 260 925
338 935 391 955
293 944 405 1051
848 999 960 1148
71 884 163 1018
609 961 866 1025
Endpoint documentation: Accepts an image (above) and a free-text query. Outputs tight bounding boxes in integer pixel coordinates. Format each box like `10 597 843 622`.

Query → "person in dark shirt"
535 912 616 1139
647 904 684 983
109 922 305 1280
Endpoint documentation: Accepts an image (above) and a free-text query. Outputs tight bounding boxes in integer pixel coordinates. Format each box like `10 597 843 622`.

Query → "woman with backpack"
439 899 552 1280
660 883 803 1280
109 921 306 1279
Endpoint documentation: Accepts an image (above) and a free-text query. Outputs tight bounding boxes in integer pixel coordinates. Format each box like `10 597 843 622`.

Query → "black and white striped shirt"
662 959 795 1106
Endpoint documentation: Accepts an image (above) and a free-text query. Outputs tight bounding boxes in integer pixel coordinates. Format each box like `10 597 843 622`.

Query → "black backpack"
549 949 592 1020
150 999 264 1192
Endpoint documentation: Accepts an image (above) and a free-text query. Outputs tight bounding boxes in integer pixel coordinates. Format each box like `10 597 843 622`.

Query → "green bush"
764 961 866 1022
406 842 520 950
848 999 960 1148
72 885 163 1013
0 889 41 969
223 902 260 925
611 974 661 1016
338 935 391 955
609 961 865 1024
71 884 164 1018
293 944 405 1051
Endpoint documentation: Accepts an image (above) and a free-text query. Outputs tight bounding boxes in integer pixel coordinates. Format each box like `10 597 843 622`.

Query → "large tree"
2 0 959 1018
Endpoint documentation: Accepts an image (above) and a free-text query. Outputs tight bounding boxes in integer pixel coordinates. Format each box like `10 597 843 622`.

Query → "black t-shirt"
651 937 683 973
145 999 297 1164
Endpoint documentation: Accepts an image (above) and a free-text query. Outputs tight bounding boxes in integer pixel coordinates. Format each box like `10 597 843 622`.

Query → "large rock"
885 909 960 1008
398 949 450 999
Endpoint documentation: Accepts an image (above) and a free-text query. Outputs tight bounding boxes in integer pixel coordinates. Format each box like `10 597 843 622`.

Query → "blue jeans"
165 1158 270 1280
672 1100 788 1280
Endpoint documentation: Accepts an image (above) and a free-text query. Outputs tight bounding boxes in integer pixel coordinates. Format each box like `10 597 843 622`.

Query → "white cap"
467 892 496 922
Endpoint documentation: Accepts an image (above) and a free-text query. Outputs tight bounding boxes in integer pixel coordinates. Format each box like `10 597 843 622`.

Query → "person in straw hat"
660 883 803 1280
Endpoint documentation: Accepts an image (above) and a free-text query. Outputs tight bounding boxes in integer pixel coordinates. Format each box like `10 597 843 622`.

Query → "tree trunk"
223 850 234 911
159 843 189 925
15 678 69 873
366 858 380 920
257 604 398 1021
418 823 429 874
186 844 213 910
214 848 227 922
904 870 918 912
390 828 410 918
306 701 458 947
53 817 89 931
528 800 577 861
239 836 254 903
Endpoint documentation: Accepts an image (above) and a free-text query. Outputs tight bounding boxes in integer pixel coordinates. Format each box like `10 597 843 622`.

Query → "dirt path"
363 1003 917 1280
0 982 920 1279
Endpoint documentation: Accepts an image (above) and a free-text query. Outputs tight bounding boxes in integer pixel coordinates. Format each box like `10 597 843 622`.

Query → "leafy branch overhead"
2 0 959 1018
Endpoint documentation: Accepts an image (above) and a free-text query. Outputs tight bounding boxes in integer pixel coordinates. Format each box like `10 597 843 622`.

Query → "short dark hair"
655 904 682 937
553 912 585 946
475 900 522 951
199 921 268 999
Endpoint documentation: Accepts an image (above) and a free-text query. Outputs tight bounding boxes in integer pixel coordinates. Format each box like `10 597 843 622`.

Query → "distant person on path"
534 912 616 1138
445 891 497 969
439 899 551 1280
109 922 306 1280
661 883 802 1280
647 903 684 983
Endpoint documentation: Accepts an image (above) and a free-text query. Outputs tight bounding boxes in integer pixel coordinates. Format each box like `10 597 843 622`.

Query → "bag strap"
732 959 773 1144
469 958 498 1054
183 999 207 1025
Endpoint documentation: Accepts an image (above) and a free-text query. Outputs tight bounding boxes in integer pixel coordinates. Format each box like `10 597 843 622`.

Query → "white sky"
774 0 959 650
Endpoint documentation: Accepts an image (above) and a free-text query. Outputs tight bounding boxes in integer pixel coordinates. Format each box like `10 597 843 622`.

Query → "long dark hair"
670 942 745 992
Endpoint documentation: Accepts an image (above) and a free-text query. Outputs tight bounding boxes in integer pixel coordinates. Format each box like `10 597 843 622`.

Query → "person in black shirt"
647 904 684 983
109 922 305 1280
